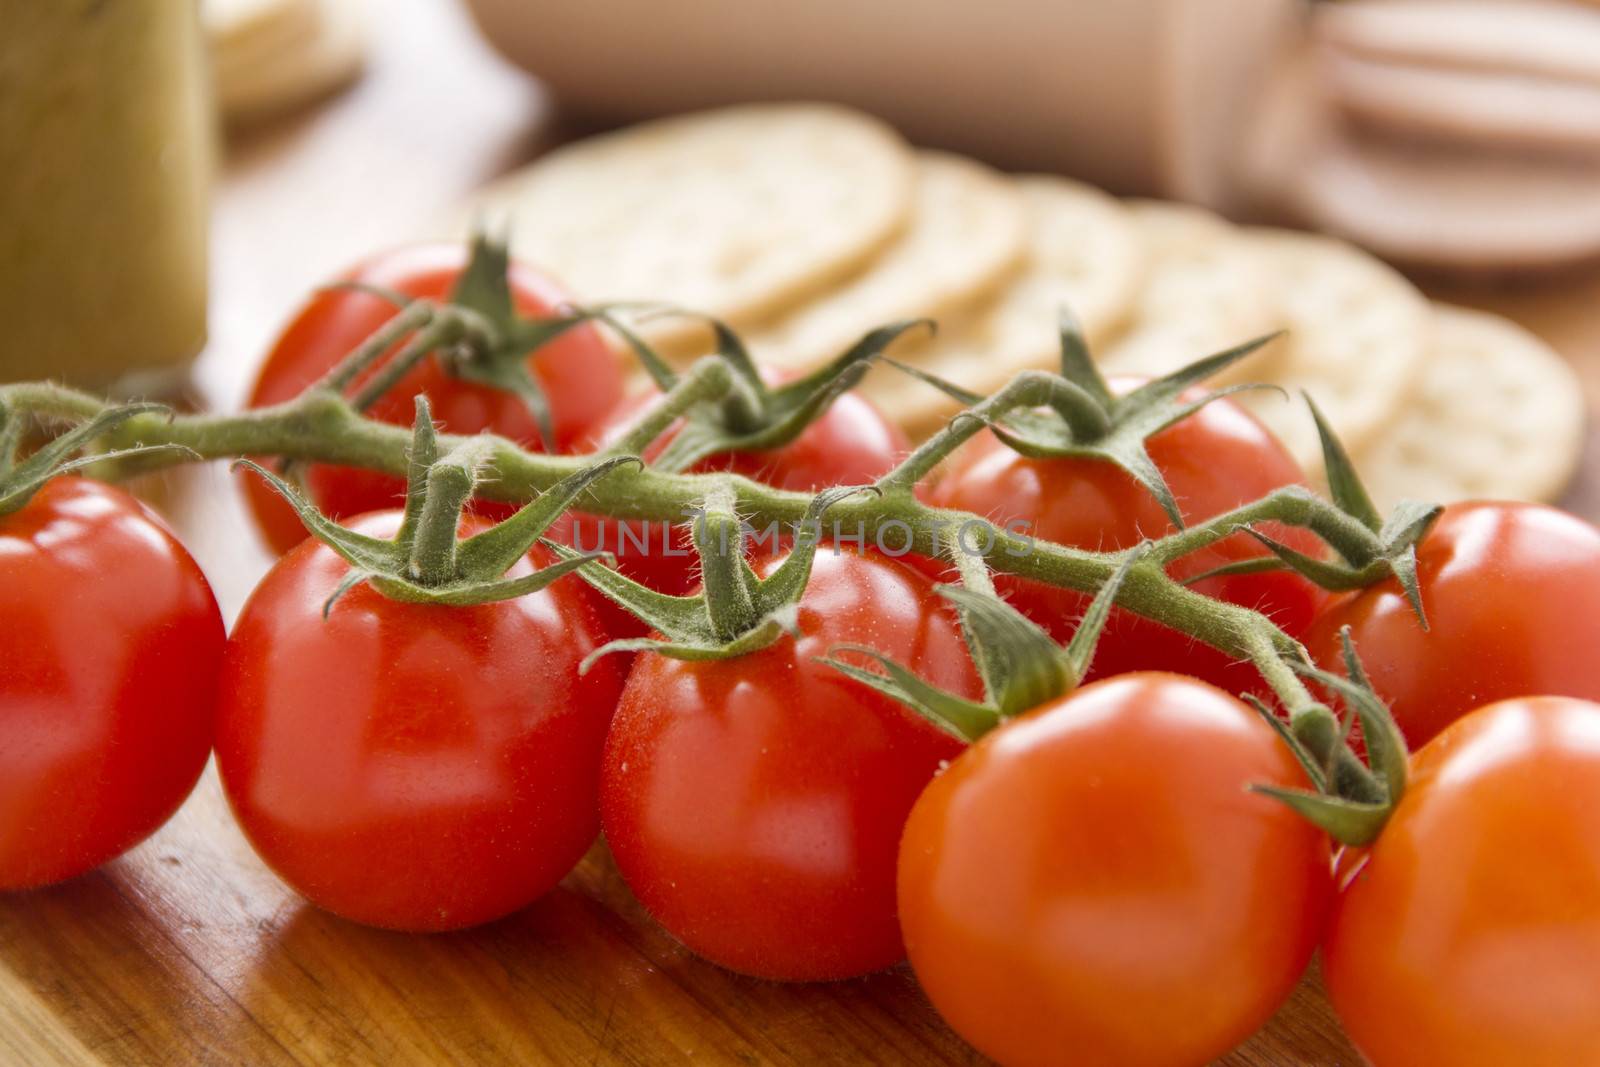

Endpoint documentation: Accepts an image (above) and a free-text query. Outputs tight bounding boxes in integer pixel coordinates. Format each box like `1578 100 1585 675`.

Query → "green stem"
607 357 734 456
0 380 1359 734
878 371 1060 492
407 438 490 584
1147 489 1319 565
348 318 464 413
0 403 20 475
319 301 437 392
1305 506 1388 565
0 383 108 422
877 368 1117 494
694 479 757 640
945 525 997 596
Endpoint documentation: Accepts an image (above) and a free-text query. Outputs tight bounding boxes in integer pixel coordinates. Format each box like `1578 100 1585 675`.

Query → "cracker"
1320 51 1600 157
1231 229 1430 471
857 175 1139 435
1291 133 1600 274
1315 0 1600 85
1098 201 1284 383
463 104 916 336
212 0 366 124
744 151 1027 374
1356 304 1585 509
205 0 314 50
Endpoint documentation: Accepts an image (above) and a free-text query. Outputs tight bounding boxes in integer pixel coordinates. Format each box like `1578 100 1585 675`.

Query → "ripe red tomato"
600 549 980 981
0 478 224 889
898 673 1332 1067
1323 696 1600 1067
214 511 626 931
242 244 625 554
925 387 1325 694
561 383 910 599
1306 502 1600 749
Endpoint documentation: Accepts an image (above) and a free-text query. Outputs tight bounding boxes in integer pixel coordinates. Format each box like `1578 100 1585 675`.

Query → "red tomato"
925 387 1325 694
1323 696 1600 1067
0 478 224 889
898 673 1332 1067
215 512 626 931
600 549 980 980
242 244 624 554
561 382 909 599
1306 501 1600 749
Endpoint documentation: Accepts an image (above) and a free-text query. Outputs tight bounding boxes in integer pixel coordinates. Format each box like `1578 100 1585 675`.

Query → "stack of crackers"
1273 0 1600 274
205 0 366 124
464 103 1586 509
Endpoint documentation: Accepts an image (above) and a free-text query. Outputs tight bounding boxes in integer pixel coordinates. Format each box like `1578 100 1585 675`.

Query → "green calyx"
1251 627 1410 846
886 308 1281 529
1241 396 1440 626
0 398 197 518
440 232 597 452
238 394 636 612
553 480 878 670
600 309 933 473
318 231 620 452
820 539 1143 743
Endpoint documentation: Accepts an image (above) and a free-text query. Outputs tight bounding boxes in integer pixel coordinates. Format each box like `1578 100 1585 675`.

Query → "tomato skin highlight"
215 512 625 931
1323 696 1600 1067
0 479 224 889
926 389 1324 694
243 244 625 554
1307 501 1600 748
897 673 1332 1067
599 549 980 981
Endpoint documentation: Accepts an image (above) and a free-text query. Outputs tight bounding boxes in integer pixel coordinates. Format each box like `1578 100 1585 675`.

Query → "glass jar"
0 0 212 389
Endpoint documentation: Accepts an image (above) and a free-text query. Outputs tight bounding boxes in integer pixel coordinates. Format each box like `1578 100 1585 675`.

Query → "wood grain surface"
5 2 1600 1064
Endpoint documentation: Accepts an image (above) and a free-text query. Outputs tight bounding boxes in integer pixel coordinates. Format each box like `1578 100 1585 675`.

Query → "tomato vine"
0 297 1431 833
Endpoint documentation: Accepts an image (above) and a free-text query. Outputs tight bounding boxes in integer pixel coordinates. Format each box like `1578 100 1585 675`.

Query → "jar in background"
0 0 212 390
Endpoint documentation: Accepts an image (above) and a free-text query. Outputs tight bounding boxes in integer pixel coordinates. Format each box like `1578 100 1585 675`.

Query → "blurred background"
5 0 1600 614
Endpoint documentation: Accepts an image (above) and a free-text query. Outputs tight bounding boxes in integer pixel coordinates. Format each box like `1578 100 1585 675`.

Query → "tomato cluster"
925 381 1328 694
6 246 1600 1067
241 243 626 554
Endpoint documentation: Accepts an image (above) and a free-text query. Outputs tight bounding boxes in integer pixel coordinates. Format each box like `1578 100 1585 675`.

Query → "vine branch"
0 375 1374 781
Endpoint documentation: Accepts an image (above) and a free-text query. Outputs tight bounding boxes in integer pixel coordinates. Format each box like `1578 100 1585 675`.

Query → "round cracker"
857 175 1139 435
1355 304 1585 509
1314 0 1600 85
1098 201 1284 383
1231 229 1430 471
207 0 323 106
213 0 366 124
1292 135 1600 274
464 104 915 334
205 0 315 48
1321 51 1600 158
745 151 1027 374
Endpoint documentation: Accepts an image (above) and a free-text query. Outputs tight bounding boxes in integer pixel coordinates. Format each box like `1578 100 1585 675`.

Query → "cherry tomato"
898 673 1332 1067
1323 696 1600 1067
215 512 626 931
1306 502 1600 748
242 244 625 554
600 549 980 981
561 382 909 599
1 478 224 889
926 387 1325 694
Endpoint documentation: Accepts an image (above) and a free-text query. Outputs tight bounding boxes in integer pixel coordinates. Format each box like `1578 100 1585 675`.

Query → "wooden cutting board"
0 766 1359 1066
4 3 1600 1064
